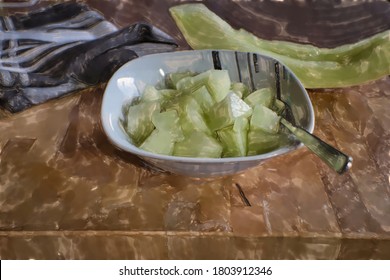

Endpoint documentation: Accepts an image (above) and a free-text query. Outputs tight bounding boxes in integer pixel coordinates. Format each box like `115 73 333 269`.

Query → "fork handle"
280 118 352 174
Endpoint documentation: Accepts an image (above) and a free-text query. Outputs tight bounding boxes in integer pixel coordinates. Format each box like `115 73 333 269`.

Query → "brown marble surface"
1 0 390 259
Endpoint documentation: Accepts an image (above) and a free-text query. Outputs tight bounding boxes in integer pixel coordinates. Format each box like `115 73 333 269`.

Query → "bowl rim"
101 49 315 163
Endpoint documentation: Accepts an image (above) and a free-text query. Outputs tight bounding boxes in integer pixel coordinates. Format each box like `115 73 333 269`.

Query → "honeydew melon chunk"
179 96 211 136
140 130 175 155
247 130 282 156
231 82 249 99
173 131 223 158
159 89 179 100
207 92 252 131
141 85 161 102
250 104 280 134
166 71 195 89
207 70 231 102
161 94 182 113
158 89 179 109
244 88 274 108
191 85 215 113
152 110 184 141
175 74 199 93
217 116 249 157
176 69 231 102
126 101 160 145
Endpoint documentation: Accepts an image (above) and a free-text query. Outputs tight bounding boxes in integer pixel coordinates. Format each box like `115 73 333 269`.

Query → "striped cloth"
0 2 177 112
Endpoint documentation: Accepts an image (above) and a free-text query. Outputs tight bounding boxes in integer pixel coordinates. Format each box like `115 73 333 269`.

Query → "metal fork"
279 108 352 174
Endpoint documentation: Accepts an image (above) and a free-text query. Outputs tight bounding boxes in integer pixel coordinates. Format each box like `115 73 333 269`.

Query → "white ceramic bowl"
101 50 314 177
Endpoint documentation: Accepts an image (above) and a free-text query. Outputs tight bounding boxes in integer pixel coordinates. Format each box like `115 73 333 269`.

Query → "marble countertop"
0 0 389 259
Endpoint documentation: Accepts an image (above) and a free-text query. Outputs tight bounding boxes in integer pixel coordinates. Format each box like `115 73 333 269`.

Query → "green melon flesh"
217 117 249 157
247 130 282 156
140 130 175 155
179 96 211 136
173 131 223 158
231 82 249 99
208 92 252 131
166 71 195 89
141 85 161 102
125 101 160 145
176 69 231 102
244 88 274 108
250 104 280 134
152 110 184 141
191 85 215 113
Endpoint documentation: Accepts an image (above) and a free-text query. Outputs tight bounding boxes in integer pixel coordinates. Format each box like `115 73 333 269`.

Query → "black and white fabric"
0 2 177 112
